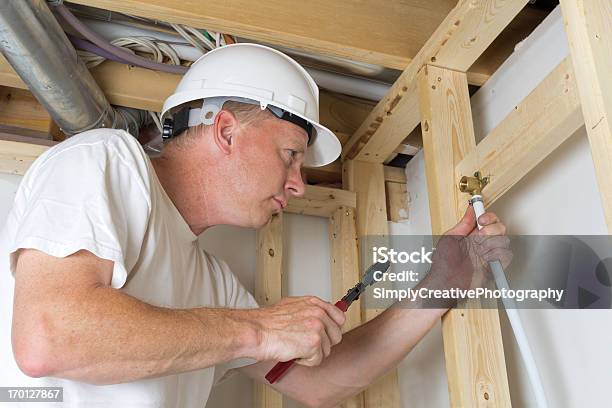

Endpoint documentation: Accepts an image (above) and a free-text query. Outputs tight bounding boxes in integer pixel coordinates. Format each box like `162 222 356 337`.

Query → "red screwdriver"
265 261 391 384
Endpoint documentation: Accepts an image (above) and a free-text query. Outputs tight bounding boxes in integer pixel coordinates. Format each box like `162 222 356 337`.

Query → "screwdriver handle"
265 299 349 383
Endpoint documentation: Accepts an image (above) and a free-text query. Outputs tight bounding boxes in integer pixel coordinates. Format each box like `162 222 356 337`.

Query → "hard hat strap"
162 96 313 144
162 106 190 140
266 107 313 144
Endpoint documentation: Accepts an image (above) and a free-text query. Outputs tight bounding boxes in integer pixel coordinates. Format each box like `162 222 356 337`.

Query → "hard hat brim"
305 121 341 168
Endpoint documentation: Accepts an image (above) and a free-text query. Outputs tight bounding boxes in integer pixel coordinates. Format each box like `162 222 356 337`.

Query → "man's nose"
285 166 305 198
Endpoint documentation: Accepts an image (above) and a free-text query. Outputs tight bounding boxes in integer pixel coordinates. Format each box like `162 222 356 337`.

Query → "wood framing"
0 135 55 176
329 206 365 408
0 87 54 134
418 65 511 407
66 0 543 84
455 57 583 211
386 182 408 223
251 186 362 408
255 213 285 408
343 0 530 163
286 185 356 218
343 159 400 408
560 0 612 231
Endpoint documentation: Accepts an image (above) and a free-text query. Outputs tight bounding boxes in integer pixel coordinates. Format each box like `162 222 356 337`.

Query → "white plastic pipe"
471 195 548 408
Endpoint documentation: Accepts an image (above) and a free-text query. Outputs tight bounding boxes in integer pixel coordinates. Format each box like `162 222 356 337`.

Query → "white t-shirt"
0 129 258 407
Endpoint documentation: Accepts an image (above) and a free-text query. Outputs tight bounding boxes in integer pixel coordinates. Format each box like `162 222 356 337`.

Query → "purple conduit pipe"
53 3 187 75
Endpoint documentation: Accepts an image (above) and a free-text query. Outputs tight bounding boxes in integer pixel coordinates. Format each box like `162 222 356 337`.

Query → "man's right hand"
247 296 346 367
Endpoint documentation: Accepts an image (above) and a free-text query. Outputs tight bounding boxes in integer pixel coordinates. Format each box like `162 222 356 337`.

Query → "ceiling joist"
66 0 544 86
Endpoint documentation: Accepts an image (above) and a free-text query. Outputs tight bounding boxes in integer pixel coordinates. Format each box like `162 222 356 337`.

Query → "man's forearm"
245 302 446 407
24 285 258 385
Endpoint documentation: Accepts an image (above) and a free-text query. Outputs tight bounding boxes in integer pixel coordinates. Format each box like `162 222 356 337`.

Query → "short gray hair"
170 101 270 148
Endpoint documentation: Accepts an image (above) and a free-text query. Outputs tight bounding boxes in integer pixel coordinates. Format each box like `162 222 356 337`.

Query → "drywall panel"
283 214 332 301
471 6 569 143
491 129 611 408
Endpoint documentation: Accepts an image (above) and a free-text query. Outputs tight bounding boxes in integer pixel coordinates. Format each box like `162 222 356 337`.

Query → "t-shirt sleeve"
6 138 151 289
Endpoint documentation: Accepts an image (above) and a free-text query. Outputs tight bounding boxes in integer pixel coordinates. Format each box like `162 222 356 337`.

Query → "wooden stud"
319 90 376 137
286 185 356 218
455 57 583 212
383 166 407 184
330 207 362 334
0 134 55 176
418 64 476 233
343 159 400 408
418 64 511 407
351 79 421 163
385 182 409 222
343 0 530 163
560 0 612 231
330 206 364 408
0 87 56 136
255 213 284 408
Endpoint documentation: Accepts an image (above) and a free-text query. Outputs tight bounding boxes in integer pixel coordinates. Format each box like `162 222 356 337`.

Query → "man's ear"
212 110 239 155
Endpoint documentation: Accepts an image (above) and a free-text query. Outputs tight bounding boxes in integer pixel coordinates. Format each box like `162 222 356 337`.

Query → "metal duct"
0 0 147 136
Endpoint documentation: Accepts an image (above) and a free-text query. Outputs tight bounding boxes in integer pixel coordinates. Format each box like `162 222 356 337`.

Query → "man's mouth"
273 198 286 211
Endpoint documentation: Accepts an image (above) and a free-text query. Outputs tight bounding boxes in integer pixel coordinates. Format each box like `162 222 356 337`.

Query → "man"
0 43 510 407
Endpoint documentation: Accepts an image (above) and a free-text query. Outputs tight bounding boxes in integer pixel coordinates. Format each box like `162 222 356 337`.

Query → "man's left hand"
421 206 512 305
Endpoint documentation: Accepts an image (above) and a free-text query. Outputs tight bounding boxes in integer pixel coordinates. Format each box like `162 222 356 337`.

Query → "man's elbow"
13 341 55 378
12 320 61 378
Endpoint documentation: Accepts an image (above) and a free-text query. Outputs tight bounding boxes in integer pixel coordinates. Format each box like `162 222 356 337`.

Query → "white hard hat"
161 43 341 167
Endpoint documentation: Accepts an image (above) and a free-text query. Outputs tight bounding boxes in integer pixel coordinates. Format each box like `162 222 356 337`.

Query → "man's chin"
258 210 281 228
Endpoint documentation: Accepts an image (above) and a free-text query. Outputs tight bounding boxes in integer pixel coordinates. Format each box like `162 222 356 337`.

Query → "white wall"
489 128 612 408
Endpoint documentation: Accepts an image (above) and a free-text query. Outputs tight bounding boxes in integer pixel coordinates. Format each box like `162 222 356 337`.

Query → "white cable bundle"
169 24 226 52
77 36 182 69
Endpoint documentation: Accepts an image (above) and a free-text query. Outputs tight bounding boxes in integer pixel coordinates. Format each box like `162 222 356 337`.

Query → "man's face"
230 113 308 228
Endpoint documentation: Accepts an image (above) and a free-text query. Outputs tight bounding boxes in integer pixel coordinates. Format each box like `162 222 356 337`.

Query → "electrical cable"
53 3 187 75
185 26 216 50
67 34 133 66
